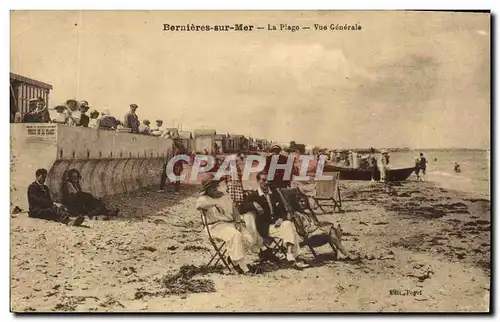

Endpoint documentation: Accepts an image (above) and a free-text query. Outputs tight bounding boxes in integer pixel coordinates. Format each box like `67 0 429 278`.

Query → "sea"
389 149 491 200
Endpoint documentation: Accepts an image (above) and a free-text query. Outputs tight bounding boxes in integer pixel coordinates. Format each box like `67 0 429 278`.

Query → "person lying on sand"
196 174 257 274
62 168 119 219
27 169 85 226
242 172 310 269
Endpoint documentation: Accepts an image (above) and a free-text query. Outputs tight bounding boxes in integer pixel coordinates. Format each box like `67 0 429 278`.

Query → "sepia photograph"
9 10 491 312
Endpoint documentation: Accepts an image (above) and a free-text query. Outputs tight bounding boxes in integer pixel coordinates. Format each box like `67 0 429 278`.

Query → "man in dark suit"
244 172 309 268
27 168 85 226
124 104 140 133
263 145 293 190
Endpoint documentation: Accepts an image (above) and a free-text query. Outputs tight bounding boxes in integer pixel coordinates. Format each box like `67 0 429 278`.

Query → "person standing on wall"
124 104 140 133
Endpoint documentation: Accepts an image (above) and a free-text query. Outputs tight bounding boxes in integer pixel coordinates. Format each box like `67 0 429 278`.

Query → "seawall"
11 123 174 210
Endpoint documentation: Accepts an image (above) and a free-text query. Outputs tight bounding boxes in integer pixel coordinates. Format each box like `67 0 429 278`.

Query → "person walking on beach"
379 149 390 183
414 157 421 181
196 173 256 274
368 148 378 182
27 169 85 226
158 147 185 194
419 153 427 181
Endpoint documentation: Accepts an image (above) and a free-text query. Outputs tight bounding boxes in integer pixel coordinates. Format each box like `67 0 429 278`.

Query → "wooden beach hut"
179 131 193 151
10 73 52 122
214 134 225 154
193 129 216 154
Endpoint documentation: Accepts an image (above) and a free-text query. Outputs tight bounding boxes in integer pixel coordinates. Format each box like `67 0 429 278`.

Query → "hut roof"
10 73 53 90
194 129 216 137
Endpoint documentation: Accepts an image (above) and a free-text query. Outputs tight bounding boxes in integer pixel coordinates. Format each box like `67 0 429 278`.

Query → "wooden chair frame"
199 209 236 274
311 172 343 213
276 187 339 259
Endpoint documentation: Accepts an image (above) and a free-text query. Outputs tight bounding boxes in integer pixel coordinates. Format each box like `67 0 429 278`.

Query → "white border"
2 1 497 320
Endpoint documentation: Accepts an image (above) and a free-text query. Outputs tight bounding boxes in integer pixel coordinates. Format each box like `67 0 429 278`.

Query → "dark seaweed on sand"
135 265 224 299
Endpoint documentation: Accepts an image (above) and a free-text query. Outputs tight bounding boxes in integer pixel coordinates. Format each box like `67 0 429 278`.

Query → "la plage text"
163 23 362 32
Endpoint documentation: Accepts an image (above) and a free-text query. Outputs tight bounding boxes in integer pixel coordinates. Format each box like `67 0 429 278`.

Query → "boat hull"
324 165 415 182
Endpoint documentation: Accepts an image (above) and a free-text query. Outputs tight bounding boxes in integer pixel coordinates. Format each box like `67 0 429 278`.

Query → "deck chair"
277 187 340 259
311 172 342 213
199 209 236 274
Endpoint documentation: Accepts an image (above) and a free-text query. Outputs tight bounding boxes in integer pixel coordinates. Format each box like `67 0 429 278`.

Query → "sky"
10 11 490 149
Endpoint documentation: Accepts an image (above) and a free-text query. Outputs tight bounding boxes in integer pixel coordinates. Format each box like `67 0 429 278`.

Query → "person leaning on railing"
96 109 117 131
23 97 50 123
65 99 81 126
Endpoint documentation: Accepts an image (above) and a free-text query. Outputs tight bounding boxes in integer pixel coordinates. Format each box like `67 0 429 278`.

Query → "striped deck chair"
311 172 343 214
276 187 343 260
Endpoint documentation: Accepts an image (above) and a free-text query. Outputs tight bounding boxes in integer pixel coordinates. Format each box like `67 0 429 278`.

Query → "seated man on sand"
243 172 310 268
62 168 119 219
196 173 259 274
27 169 85 226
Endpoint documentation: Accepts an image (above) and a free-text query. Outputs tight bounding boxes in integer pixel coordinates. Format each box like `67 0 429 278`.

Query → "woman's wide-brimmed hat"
381 149 388 154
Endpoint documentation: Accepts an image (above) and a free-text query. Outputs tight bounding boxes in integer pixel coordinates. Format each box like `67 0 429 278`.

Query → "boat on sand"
324 165 415 182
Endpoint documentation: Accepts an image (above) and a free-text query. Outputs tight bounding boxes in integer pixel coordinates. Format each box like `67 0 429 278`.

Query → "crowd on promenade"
11 97 176 138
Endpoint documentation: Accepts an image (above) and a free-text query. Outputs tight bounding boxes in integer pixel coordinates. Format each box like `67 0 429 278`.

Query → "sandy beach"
10 179 490 312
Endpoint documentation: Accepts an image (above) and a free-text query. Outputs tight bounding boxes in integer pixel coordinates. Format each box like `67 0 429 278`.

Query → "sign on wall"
25 124 57 142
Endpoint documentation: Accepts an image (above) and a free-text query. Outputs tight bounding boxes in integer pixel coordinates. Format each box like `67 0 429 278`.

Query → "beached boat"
324 165 415 182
